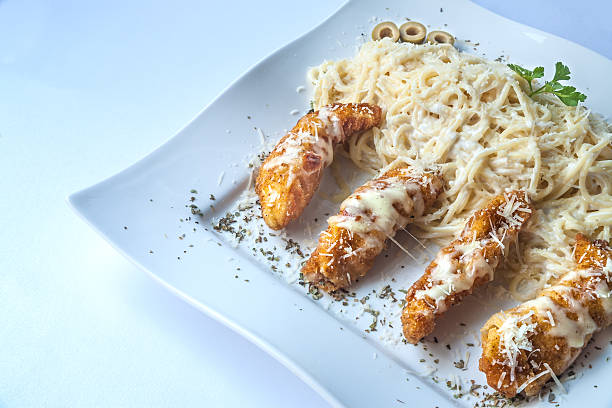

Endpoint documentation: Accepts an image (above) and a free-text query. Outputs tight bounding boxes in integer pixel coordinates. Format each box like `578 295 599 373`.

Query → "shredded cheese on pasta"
308 38 612 298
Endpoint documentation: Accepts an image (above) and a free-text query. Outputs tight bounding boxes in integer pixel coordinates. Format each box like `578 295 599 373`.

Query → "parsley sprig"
507 62 586 106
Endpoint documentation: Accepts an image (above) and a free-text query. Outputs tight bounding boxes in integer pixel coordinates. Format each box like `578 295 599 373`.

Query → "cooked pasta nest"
308 38 612 299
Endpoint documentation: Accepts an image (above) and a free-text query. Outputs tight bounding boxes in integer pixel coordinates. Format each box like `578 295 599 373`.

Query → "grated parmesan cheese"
497 371 506 389
546 310 555 327
497 311 537 382
515 367 550 394
543 362 566 394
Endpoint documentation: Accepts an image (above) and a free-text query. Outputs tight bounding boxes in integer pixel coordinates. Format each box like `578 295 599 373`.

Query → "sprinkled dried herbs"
378 284 398 302
189 204 202 216
469 381 481 397
364 307 380 331
212 211 246 242
308 284 323 300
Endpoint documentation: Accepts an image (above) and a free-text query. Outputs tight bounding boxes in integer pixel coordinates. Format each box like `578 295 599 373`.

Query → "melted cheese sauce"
262 107 347 178
327 170 429 250
414 192 530 312
414 241 493 313
263 131 332 171
317 105 345 146
494 260 612 385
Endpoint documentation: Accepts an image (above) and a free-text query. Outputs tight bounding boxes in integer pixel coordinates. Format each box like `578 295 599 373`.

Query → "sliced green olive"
371 21 400 42
427 30 455 46
399 21 426 44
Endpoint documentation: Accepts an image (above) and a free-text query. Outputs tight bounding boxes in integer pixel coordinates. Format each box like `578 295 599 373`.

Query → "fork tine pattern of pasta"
479 234 612 397
301 164 443 292
255 103 382 230
401 190 533 344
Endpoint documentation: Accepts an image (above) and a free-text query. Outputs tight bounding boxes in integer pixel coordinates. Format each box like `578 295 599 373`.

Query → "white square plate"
69 0 612 406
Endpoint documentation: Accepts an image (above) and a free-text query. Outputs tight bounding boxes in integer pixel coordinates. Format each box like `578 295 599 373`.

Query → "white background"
1 1 610 407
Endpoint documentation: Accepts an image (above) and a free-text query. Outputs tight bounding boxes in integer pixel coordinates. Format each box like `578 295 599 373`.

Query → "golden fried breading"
255 103 382 230
401 191 533 344
301 165 443 292
479 234 612 398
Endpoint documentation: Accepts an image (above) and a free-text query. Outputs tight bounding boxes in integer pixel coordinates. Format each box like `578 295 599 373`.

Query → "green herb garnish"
364 307 379 331
508 62 586 106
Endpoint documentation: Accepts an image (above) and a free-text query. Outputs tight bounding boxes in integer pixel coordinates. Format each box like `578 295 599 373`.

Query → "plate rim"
67 195 347 407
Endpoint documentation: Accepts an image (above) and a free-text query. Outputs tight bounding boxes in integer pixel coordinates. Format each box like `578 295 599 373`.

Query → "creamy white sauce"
327 171 427 250
505 262 611 357
413 192 531 313
416 251 459 306
414 239 492 313
602 257 612 280
317 106 345 144
451 137 484 156
548 292 596 349
524 294 595 349
492 258 612 386
561 267 612 314
262 132 310 171
600 258 612 316
263 108 347 178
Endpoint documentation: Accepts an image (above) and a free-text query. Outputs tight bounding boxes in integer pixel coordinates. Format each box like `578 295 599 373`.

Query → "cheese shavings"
546 310 555 327
515 367 551 394
489 230 505 251
496 192 531 229
497 371 507 390
497 311 537 383
544 362 566 394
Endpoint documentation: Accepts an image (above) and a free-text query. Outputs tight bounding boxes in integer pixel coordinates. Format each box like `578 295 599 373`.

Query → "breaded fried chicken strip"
479 234 612 398
255 103 382 230
301 164 443 292
401 191 533 344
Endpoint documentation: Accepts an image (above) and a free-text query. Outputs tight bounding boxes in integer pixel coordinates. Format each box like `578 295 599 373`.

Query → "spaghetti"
308 38 612 298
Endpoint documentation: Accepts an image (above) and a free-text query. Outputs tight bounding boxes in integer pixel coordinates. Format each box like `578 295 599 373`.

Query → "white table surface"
1 1 610 407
